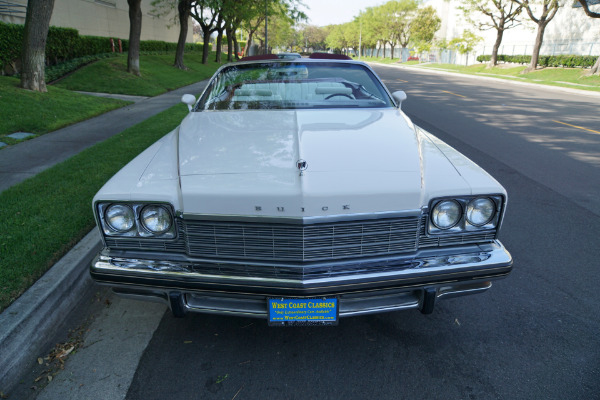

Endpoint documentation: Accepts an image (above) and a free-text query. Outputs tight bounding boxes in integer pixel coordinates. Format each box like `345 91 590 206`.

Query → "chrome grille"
184 217 420 262
104 215 496 262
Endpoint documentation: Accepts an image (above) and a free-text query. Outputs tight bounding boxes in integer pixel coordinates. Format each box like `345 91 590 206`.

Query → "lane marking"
553 120 600 135
396 79 409 83
441 90 466 98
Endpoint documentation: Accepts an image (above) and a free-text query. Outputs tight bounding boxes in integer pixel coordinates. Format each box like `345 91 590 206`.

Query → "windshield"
197 61 394 111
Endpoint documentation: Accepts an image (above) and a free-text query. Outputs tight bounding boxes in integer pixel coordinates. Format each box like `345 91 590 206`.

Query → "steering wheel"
325 93 354 100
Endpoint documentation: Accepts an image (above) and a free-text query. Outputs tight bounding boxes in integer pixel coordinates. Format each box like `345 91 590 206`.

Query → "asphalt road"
25 66 600 400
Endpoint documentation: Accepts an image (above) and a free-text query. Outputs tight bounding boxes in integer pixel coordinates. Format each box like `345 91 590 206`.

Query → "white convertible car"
91 53 512 325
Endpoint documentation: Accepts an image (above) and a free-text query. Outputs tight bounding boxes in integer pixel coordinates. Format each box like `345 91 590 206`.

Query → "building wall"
0 0 192 43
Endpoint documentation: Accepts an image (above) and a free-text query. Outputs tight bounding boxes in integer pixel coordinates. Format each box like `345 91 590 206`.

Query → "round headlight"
105 204 135 232
432 200 462 229
141 205 172 234
466 197 495 226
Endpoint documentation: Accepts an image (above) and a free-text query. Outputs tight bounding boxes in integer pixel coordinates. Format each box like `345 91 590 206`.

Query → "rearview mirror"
392 91 407 109
181 94 196 111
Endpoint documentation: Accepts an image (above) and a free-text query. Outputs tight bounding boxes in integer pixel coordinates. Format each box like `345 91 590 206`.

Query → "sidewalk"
0 81 207 194
0 80 207 395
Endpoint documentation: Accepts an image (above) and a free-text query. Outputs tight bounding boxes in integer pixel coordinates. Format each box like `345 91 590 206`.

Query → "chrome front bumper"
91 241 512 318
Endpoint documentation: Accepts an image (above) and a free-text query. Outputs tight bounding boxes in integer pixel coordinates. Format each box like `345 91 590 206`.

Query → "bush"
0 21 207 75
476 53 597 68
0 22 23 72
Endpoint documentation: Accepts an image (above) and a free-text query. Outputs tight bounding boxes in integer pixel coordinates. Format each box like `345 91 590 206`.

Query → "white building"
427 0 600 64
0 0 191 43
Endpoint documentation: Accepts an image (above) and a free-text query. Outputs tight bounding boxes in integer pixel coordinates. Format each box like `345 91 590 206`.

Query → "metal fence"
360 40 599 66
479 41 598 57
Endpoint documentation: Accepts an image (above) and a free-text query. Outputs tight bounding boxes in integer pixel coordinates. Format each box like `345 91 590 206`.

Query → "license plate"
268 298 338 326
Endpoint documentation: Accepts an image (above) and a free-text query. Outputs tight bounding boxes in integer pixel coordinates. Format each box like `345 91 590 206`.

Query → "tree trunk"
489 27 504 67
391 43 395 59
232 35 240 61
214 14 224 63
215 28 223 63
127 0 142 76
588 56 600 76
527 22 548 73
174 0 190 70
202 30 211 64
246 31 254 56
20 0 55 92
226 26 232 62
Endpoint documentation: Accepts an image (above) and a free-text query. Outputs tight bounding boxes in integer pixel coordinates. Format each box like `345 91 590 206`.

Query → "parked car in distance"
277 52 302 59
91 53 512 326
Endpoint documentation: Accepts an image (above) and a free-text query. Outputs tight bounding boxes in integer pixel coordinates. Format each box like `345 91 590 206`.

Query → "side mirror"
181 94 196 111
391 91 407 109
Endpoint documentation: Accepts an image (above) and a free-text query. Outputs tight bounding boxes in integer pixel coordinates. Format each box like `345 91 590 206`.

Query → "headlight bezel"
96 201 177 239
427 195 504 235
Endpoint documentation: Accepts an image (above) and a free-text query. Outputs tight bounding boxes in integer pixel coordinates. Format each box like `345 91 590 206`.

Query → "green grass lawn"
0 76 129 141
54 52 224 96
360 56 403 65
0 105 188 312
411 63 600 91
359 56 422 66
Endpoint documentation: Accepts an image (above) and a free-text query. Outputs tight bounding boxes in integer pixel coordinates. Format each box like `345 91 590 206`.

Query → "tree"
191 0 221 64
151 0 193 69
220 0 248 61
450 29 482 65
410 6 441 45
382 0 419 58
576 0 600 75
246 0 306 54
214 12 226 63
175 0 193 69
390 0 419 50
325 24 348 54
514 0 560 72
363 6 388 57
268 15 298 51
127 0 142 75
299 25 329 51
458 0 523 67
20 0 56 92
355 10 378 56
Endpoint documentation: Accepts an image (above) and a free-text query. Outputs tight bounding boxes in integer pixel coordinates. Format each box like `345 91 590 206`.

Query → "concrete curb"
0 230 102 394
370 62 600 99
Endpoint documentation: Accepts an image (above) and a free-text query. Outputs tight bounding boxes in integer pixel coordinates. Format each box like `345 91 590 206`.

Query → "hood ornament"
297 159 308 176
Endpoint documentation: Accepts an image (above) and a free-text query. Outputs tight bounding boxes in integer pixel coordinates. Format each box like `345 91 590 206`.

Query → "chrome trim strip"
179 209 422 224
339 303 420 317
104 280 492 319
92 241 512 290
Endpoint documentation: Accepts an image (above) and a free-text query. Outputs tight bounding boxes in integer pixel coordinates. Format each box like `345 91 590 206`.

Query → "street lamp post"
359 21 362 59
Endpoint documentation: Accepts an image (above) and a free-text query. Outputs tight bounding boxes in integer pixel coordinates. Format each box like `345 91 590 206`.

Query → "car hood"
174 109 471 217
